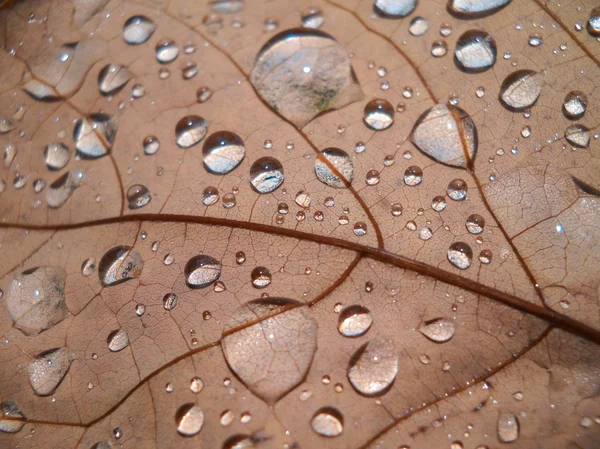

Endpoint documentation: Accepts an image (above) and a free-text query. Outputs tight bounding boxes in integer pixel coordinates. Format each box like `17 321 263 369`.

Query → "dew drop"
98 246 143 287
409 17 428 36
176 116 208 148
447 242 473 269
454 30 497 72
562 91 587 120
81 258 96 276
143 136 160 155
197 87 213 103
419 227 433 240
432 196 447 211
126 184 151 209
528 34 543 47
403 166 423 186
564 124 590 148
222 192 237 208
202 131 246 174
0 401 26 433
98 64 132 95
374 0 417 17
353 222 367 236
311 407 344 437
251 266 272 288
431 40 448 57
43 143 70 171
497 412 519 443
447 179 468 200
391 202 403 216
301 7 324 29
163 293 178 310
202 186 219 206
73 114 116 159
190 377 204 393
348 339 398 396
250 157 284 193
419 318 455 342
175 403 204 436
466 214 485 234
499 70 543 111
155 39 179 63
366 169 380 186
185 255 221 289
28 347 72 396
45 170 83 209
338 305 373 337
182 61 199 79
479 249 493 264
314 148 354 188
587 7 600 36
448 0 511 18
364 99 394 131
135 304 146 317
295 190 311 208
123 15 156 45
107 329 129 352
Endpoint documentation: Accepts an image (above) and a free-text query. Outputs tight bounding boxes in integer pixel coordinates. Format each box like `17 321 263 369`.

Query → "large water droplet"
447 178 468 200
364 98 394 131
73 114 116 159
221 298 317 404
409 16 428 36
107 329 130 352
126 184 151 209
314 148 354 188
28 347 72 396
185 255 221 288
411 104 477 167
123 15 156 45
0 402 26 434
562 91 587 120
564 124 590 148
250 29 363 128
176 403 204 436
419 318 455 342
98 64 132 95
44 142 70 171
211 0 244 13
403 166 423 186
466 214 485 234
251 266 272 288
23 79 61 101
447 242 473 269
588 7 600 36
348 339 398 396
250 157 284 193
155 39 179 63
497 412 519 443
46 170 83 208
175 116 208 148
454 30 496 73
6 267 68 336
99 246 143 287
499 70 543 111
338 305 372 337
202 131 246 174
143 136 160 155
311 407 343 437
448 0 511 18
373 0 417 18
223 434 255 449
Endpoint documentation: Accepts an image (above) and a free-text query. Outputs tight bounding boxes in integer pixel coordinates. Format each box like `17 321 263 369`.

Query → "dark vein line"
0 215 598 344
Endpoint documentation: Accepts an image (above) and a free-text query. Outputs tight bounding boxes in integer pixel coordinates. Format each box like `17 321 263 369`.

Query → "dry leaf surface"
0 0 599 448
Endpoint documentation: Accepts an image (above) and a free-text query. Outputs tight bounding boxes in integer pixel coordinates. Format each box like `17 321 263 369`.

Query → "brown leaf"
1 0 599 448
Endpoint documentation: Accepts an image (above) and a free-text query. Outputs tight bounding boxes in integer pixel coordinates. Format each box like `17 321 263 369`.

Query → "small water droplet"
500 70 543 111
28 347 72 396
126 184 151 209
251 266 272 288
185 255 221 289
176 116 208 148
338 305 372 337
163 293 178 310
447 242 473 269
98 64 132 95
374 0 417 17
302 7 324 29
202 186 219 206
73 114 116 159
353 222 367 236
419 317 455 342
250 157 284 193
587 7 600 36
43 143 70 171
311 407 344 437
466 214 485 234
497 412 519 443
563 91 587 120
454 30 496 72
99 246 143 286
190 377 204 393
364 99 394 130
123 15 156 45
409 16 428 36
431 40 448 57
175 403 204 436
448 0 511 18
403 166 423 186
143 136 160 155
81 258 96 276
155 39 179 63
107 329 129 352
447 179 468 200
0 401 26 433
314 148 354 188
348 339 398 396
202 131 246 174
565 124 590 148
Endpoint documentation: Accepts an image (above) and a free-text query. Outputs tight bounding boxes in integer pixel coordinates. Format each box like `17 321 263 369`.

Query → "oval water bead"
175 116 208 148
251 266 272 288
562 91 587 120
447 241 473 269
250 157 284 193
155 39 179 63
175 403 204 436
43 142 70 171
99 246 144 286
28 347 72 396
447 178 468 200
409 16 428 36
301 7 324 29
143 136 160 155
564 124 590 149
46 170 83 209
98 64 132 95
454 30 497 73
466 214 485 234
202 131 246 174
123 15 156 45
348 339 398 396
311 407 344 437
373 0 417 17
107 329 130 352
364 98 394 130
202 186 219 206
499 70 543 111
403 166 423 186
185 255 221 288
73 113 116 159
587 7 600 37
419 317 455 342
126 184 151 209
314 148 354 188
338 305 373 337
448 0 512 18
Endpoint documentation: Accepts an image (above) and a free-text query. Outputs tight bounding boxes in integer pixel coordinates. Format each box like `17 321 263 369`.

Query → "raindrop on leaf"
185 255 222 288
348 339 398 396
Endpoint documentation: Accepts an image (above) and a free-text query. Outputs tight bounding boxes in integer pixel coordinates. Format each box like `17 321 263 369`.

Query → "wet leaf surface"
0 0 599 448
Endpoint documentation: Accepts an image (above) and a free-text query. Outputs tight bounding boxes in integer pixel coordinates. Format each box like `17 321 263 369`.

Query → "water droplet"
202 186 219 206
348 339 398 396
528 34 543 47
431 196 447 211
497 412 519 443
454 30 497 72
431 40 448 57
466 214 485 234
311 407 344 437
123 15 156 45
163 293 178 310
409 16 428 36
499 70 543 111
81 258 96 276
73 114 116 159
175 403 204 436
419 318 455 342
131 84 145 98
202 131 246 174
251 266 272 288
314 148 354 188
182 61 199 79
364 98 394 131
250 29 363 128
222 298 317 404
220 410 234 426
185 255 221 288
0 401 26 433
419 226 433 240
190 377 204 393
447 242 473 269
143 136 160 155
222 192 237 208
447 178 468 200
135 304 146 316
587 7 600 36
374 0 417 17
294 191 311 208
197 87 213 103
155 39 179 63
0 118 13 134
45 170 82 208
338 305 372 337
563 91 587 120
99 246 143 287
448 0 511 18
43 143 70 171
403 166 423 186
565 124 590 148
301 7 324 29
223 434 255 449
250 157 284 193
98 64 132 95
126 184 151 209
28 347 72 396
411 104 477 167
353 222 367 236
366 169 380 186
479 249 492 264
107 329 129 352
175 116 208 148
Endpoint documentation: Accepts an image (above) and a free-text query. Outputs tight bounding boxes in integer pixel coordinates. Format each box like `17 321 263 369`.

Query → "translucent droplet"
98 64 132 95
143 136 160 155
251 266 272 288
197 87 212 103
45 170 83 208
182 61 199 79
431 196 446 211
0 401 26 433
364 98 394 131
431 40 448 57
564 124 590 148
99 246 143 287
185 255 221 288
73 114 116 159
411 104 477 167
528 34 543 47
295 191 311 208
348 339 398 396
131 84 145 98
202 131 246 174
210 0 244 13
127 184 151 209
447 242 473 269
175 403 204 436
176 116 208 148
250 29 363 128
222 298 317 404
499 70 543 111
448 0 511 18
338 305 372 337
107 329 129 352
497 412 519 443
190 377 204 393
466 214 485 234
563 91 587 120
419 318 455 342
223 435 255 449
202 186 219 206
155 39 179 63
403 166 423 186
0 118 13 134
419 227 433 240
353 222 367 236
301 7 324 29
479 249 492 264
220 409 234 426
587 7 600 36
366 169 380 186
163 293 178 310
374 0 417 17
311 407 344 437
250 157 284 193
28 347 72 396
123 15 156 45
409 16 428 36
447 179 468 200
222 192 236 208
454 30 497 73
43 143 70 171
314 148 354 188
81 258 96 276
